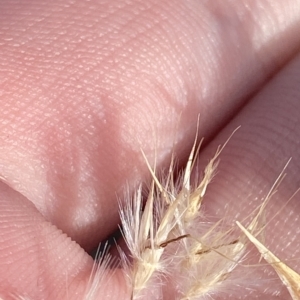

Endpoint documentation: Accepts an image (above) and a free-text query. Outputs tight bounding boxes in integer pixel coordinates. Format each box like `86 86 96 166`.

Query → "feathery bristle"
83 244 117 300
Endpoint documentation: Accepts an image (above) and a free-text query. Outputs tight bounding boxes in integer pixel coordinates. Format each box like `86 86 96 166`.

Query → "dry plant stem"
236 222 300 300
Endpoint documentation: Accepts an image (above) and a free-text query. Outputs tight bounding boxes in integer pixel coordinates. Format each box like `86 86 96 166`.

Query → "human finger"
1 0 300 251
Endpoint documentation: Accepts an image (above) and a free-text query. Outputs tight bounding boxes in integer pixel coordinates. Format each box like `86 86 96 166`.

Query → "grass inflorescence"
118 135 300 300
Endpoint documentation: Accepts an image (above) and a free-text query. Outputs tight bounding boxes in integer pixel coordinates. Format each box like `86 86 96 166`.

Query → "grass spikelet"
119 130 249 299
119 127 300 299
120 175 184 299
234 159 300 300
236 222 300 300
174 228 246 300
168 136 248 299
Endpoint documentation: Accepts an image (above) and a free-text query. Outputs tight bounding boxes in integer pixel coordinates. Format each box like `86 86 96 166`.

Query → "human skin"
1 0 300 299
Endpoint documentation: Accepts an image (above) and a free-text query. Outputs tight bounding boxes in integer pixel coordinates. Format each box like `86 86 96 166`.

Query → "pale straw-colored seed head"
119 130 300 300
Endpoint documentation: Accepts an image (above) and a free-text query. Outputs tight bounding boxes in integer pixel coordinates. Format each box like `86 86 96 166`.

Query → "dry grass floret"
119 135 300 300
119 133 248 299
